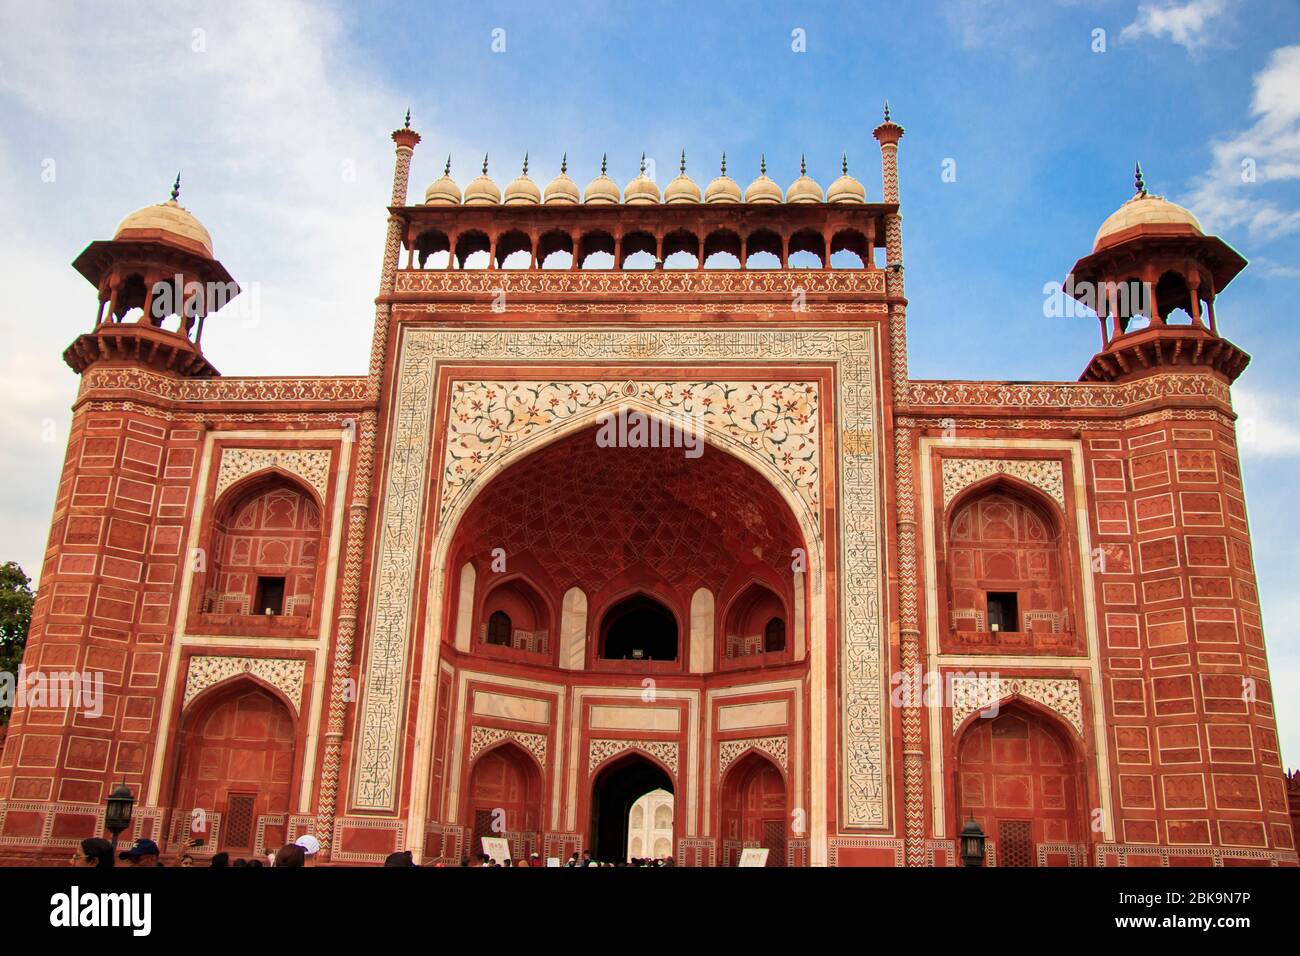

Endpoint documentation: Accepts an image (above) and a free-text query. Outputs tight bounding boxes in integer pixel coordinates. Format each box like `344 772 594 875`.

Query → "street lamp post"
104 782 135 853
959 818 987 868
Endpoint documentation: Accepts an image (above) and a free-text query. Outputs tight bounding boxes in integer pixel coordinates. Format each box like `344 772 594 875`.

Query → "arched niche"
943 477 1073 652
719 750 787 866
465 740 545 853
720 579 791 667
953 700 1088 866
170 679 298 854
478 574 552 658
199 471 324 628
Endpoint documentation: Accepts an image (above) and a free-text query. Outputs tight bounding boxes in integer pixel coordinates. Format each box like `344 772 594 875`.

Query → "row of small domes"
424 153 868 206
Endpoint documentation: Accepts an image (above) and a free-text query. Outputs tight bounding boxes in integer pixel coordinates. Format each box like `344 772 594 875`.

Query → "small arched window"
764 617 786 653
486 610 513 646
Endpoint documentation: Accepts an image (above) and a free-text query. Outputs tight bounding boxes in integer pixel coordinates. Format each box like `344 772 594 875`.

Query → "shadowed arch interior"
590 753 673 862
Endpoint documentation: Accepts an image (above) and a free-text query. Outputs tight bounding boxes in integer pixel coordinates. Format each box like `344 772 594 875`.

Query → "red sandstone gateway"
0 111 1294 868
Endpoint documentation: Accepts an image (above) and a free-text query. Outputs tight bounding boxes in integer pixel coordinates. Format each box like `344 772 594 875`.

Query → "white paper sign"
481 836 511 862
738 847 770 867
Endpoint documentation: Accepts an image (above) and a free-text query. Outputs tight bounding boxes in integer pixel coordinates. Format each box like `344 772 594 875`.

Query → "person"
581 850 594 867
459 856 470 867
210 852 230 867
118 838 161 867
246 858 264 868
72 837 114 868
178 853 194 867
566 852 579 867
232 858 249 868
294 833 321 866
383 850 416 867
529 852 541 867
273 843 305 867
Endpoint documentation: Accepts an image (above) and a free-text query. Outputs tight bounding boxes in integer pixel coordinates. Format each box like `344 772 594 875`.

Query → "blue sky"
1 0 1297 762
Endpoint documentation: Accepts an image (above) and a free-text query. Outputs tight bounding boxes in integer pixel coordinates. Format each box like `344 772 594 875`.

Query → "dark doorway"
600 594 678 660
590 753 673 862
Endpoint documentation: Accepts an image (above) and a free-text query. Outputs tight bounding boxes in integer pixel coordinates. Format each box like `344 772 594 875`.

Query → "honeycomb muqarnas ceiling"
452 424 804 596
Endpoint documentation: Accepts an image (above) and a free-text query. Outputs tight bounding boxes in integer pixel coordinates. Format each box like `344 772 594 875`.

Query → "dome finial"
561 152 568 174
1134 161 1146 196
679 150 686 175
842 152 848 175
170 172 181 202
884 100 891 122
404 108 411 129
640 152 647 175
760 153 767 176
601 153 608 175
444 155 452 176
522 152 529 176
800 154 807 176
720 152 727 176
482 153 489 176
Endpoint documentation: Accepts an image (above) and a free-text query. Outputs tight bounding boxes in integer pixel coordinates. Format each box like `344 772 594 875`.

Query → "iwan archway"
406 406 825 857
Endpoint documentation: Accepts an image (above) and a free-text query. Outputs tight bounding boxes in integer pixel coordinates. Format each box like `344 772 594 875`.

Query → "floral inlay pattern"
441 380 820 525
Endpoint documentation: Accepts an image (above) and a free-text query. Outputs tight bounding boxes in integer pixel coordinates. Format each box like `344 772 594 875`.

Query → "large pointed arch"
403 400 826 852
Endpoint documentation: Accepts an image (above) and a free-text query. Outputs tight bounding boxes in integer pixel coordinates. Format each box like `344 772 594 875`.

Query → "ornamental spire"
800 154 807 176
720 152 727 176
639 152 647 175
561 152 567 174
601 153 607 176
842 152 848 175
170 172 181 202
679 149 686 175
522 152 529 176
444 155 451 177
760 153 767 176
884 100 891 122
481 153 489 175
404 108 411 129
1134 161 1146 196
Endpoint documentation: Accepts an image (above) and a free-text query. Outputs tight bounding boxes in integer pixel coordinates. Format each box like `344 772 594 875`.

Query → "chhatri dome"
664 151 701 204
786 155 824 203
584 154 620 204
114 174 214 257
624 153 661 205
704 153 741 204
744 155 783 204
463 155 501 205
1092 162 1202 252
544 154 580 204
503 154 541 205
424 156 461 205
826 153 866 204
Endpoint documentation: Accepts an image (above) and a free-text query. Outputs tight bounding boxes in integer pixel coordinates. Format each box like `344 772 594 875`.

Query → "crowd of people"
70 835 674 868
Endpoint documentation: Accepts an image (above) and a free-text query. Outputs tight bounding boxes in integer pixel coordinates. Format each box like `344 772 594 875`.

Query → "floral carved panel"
183 656 306 714
214 447 332 504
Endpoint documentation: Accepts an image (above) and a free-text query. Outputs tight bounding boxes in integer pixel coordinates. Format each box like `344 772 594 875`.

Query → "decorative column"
318 112 418 858
876 103 927 867
367 111 420 401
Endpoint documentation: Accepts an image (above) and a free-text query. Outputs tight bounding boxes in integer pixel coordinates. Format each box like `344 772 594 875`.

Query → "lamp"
104 782 135 851
959 817 986 868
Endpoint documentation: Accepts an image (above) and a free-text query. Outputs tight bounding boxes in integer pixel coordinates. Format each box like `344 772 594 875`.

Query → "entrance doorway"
590 753 673 862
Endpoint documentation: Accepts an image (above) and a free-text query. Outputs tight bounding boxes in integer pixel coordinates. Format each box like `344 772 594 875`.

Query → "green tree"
0 562 34 725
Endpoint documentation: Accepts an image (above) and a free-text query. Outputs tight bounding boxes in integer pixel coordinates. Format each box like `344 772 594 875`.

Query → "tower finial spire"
842 152 848 175
640 152 647 175
404 108 411 129
760 153 767 176
721 152 727 176
444 155 451 177
1134 161 1146 196
482 153 489 175
679 149 686 175
561 152 567 174
170 172 181 202
522 152 529 176
601 153 607 176
884 100 891 122
800 154 807 176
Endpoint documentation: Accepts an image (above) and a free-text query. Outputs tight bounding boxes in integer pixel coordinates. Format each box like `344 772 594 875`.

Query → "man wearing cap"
118 838 161 867
294 833 321 866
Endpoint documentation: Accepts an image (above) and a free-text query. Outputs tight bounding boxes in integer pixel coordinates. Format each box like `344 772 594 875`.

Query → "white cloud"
0 0 478 584
1120 0 1229 54
1187 45 1300 241
1231 386 1300 457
